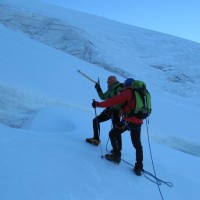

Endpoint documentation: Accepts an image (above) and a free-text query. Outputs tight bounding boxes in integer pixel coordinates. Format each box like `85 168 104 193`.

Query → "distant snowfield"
1 0 200 101
0 1 200 200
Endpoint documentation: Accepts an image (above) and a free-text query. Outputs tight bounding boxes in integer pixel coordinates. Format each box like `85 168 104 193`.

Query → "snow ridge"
0 3 131 78
1 2 200 101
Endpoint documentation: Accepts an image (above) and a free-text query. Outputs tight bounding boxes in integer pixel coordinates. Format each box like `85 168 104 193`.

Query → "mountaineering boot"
133 167 142 176
105 152 121 164
110 148 122 154
86 138 100 146
133 162 143 176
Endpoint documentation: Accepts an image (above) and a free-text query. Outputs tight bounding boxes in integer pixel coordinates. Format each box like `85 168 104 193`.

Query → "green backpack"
128 80 152 119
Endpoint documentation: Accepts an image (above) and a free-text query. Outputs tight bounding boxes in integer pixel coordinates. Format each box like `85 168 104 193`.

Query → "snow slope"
0 1 200 200
1 0 200 101
0 23 200 200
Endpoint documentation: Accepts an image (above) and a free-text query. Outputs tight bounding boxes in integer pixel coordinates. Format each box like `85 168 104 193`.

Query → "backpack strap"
114 83 124 95
134 88 146 110
123 88 145 118
121 88 135 117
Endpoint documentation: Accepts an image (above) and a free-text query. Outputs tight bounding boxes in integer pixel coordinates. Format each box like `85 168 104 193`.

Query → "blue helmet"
124 78 135 87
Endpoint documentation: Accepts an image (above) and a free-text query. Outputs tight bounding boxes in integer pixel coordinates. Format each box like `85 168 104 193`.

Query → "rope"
142 170 173 187
106 136 110 153
120 158 173 188
105 119 173 200
145 119 163 199
145 119 170 199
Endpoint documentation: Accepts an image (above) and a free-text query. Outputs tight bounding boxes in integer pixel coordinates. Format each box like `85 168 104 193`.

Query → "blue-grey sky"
43 0 200 43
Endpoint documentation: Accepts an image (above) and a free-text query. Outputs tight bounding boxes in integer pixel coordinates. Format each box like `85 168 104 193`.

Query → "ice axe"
77 69 99 84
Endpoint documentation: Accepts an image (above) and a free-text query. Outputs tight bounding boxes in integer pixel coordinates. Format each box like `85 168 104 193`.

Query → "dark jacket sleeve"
97 90 110 100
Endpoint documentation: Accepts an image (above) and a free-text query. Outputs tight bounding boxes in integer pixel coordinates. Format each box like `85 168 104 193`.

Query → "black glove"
95 83 102 93
92 100 99 108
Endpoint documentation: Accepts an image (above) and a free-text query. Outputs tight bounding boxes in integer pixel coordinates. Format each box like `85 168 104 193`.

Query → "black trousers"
93 108 122 149
109 120 143 169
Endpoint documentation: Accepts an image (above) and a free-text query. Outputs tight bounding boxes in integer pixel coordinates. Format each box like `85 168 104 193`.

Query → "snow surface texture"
1 0 200 102
0 1 200 200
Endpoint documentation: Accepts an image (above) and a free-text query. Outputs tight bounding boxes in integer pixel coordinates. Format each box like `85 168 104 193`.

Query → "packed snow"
0 1 200 200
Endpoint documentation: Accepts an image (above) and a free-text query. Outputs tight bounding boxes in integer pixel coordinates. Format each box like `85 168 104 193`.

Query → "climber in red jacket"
92 78 143 176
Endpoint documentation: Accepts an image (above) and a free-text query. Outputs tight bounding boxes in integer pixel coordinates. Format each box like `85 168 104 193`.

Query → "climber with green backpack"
86 76 123 147
124 79 151 119
92 78 152 176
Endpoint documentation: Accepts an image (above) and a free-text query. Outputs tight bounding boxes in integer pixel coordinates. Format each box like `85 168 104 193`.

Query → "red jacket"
97 88 143 124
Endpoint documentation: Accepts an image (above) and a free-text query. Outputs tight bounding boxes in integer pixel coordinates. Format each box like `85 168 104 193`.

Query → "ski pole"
77 70 98 84
93 99 104 159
